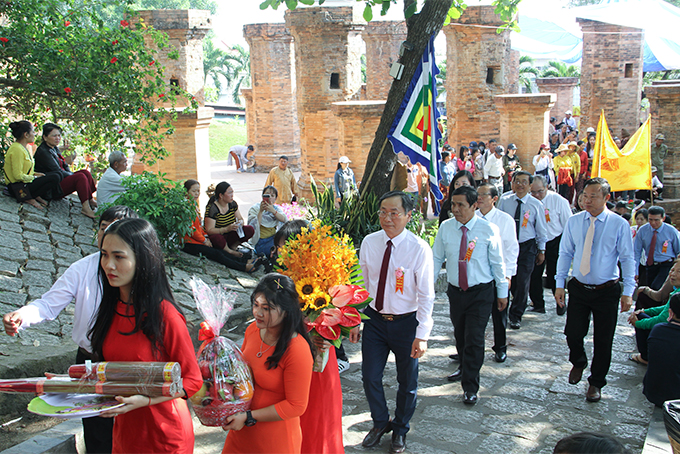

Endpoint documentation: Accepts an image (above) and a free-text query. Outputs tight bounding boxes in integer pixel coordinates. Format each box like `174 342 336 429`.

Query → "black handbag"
7 182 32 202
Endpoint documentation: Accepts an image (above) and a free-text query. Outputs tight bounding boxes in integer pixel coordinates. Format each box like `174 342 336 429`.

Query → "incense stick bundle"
0 378 183 397
68 362 181 384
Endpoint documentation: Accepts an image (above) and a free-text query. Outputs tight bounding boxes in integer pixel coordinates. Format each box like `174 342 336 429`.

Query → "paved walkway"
0 161 665 452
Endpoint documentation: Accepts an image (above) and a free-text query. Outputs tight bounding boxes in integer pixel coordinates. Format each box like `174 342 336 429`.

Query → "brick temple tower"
130 10 214 184
243 24 300 171
285 5 366 196
442 5 515 147
362 21 407 101
577 18 644 135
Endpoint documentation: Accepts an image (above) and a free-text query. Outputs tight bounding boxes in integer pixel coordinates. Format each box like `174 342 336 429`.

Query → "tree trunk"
359 0 453 199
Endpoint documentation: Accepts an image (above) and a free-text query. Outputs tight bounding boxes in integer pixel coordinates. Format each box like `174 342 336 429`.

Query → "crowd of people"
2 119 676 454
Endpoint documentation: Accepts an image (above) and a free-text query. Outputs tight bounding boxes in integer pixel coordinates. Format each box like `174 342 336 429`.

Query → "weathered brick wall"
363 21 407 101
243 24 300 170
577 19 643 134
443 6 512 148
646 83 680 198
133 10 211 107
495 94 555 171
241 88 255 152
505 49 520 95
286 6 366 198
331 101 386 185
535 77 579 123
136 107 214 183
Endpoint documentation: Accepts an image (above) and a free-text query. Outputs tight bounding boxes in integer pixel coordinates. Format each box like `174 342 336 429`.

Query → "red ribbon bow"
198 321 215 341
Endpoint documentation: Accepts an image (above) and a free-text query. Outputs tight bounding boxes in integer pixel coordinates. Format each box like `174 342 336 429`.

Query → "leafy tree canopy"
0 0 198 165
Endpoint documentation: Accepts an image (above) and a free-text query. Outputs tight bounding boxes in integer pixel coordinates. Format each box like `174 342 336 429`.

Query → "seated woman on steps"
204 181 255 258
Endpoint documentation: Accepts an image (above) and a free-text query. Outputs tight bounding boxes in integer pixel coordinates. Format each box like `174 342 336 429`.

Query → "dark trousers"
447 282 494 394
75 349 113 454
640 261 673 291
529 235 561 311
565 279 621 388
182 243 249 272
23 173 61 200
635 312 653 362
208 225 255 250
362 306 419 437
510 239 537 323
491 298 507 355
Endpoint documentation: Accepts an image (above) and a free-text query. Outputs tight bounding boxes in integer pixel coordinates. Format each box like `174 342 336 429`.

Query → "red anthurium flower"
110 57 117 63
64 20 70 26
112 40 118 45
64 87 71 94
317 308 343 326
315 324 341 340
120 20 129 27
0 37 9 43
329 285 369 308
338 306 361 327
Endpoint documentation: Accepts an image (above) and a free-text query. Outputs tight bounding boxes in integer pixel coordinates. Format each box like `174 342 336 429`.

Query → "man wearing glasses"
497 171 548 329
350 191 435 454
529 175 572 315
476 183 519 363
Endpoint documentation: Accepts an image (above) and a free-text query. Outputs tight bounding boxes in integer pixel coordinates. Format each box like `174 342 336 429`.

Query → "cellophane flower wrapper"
189 277 254 426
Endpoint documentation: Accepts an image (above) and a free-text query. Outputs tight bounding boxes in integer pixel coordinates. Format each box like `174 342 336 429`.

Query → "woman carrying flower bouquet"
222 273 314 454
274 220 346 454
91 218 202 453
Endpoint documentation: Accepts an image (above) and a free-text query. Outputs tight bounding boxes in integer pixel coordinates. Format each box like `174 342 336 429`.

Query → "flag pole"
359 137 390 200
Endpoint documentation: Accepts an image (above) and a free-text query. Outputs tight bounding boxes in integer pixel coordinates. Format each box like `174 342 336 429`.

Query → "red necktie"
374 240 392 312
459 226 469 291
647 230 657 266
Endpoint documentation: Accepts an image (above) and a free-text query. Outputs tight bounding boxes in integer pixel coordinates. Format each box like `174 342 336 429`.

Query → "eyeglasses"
477 192 493 198
513 180 530 186
377 210 405 219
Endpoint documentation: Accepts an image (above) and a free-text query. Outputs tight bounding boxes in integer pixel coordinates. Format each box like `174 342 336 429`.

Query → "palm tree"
436 58 446 96
223 44 251 105
519 55 539 92
203 39 234 101
540 60 581 78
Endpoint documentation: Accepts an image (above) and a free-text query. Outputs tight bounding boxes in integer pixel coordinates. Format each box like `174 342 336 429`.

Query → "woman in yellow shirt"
4 121 61 210
552 143 575 202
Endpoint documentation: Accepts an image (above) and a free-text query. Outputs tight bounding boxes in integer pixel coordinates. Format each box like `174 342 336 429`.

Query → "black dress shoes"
494 351 507 363
568 366 585 385
556 304 567 316
449 353 460 361
447 368 463 382
586 385 601 402
509 321 521 329
463 392 478 405
389 433 406 453
528 306 546 313
361 422 392 448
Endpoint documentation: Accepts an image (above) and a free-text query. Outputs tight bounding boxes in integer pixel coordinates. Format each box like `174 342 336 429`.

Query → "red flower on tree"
138 107 143 112
120 20 129 27
158 93 165 98
112 40 119 45
149 60 155 66
64 87 72 94
110 57 118 63
64 20 70 26
0 38 8 43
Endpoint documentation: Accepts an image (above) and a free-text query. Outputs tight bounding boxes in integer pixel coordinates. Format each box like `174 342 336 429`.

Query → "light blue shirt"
633 222 680 274
432 215 508 298
439 160 455 187
556 209 636 296
497 192 548 250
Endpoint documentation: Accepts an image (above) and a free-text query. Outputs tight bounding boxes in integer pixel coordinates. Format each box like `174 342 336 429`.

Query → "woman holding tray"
222 273 314 453
91 218 202 453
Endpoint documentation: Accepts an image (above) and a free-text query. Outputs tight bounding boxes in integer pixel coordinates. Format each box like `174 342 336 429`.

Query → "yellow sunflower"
295 277 320 299
307 291 331 311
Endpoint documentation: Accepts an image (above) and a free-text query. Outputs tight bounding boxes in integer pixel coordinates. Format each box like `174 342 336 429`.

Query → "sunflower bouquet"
277 220 370 371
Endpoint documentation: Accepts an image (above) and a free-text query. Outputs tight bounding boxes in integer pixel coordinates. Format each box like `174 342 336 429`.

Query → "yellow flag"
591 110 651 192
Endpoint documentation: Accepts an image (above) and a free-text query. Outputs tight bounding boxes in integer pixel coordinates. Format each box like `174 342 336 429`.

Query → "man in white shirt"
563 110 577 131
484 145 505 195
3 205 138 454
529 175 572 315
229 144 254 173
97 150 127 206
433 185 507 405
350 191 434 454
477 183 518 363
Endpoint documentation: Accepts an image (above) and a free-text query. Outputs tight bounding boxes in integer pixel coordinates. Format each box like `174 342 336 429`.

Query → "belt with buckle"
573 279 618 291
648 259 674 266
368 306 415 321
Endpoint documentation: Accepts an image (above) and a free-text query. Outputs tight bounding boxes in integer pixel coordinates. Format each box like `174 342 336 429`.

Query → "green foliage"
209 118 247 161
203 38 251 105
309 176 381 247
540 60 581 79
101 171 196 252
519 55 539 92
0 0 197 167
644 70 680 87
94 0 218 28
436 58 446 95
